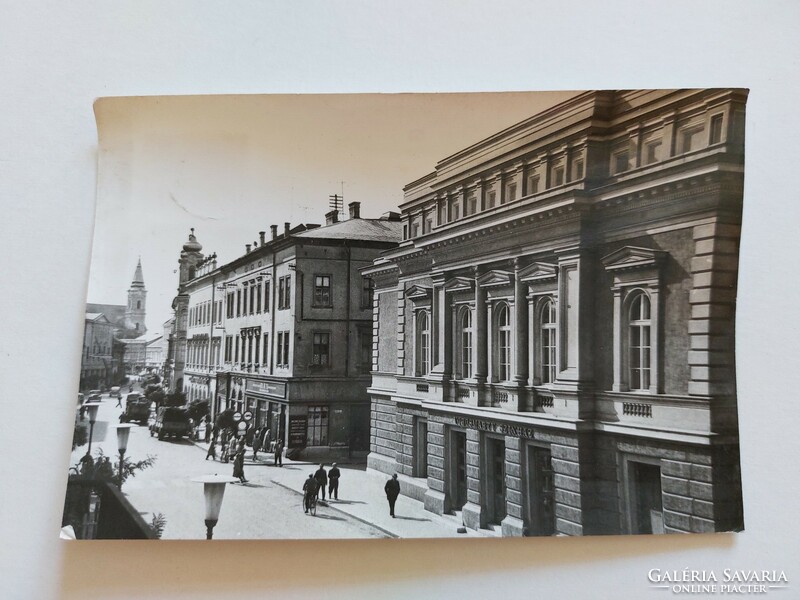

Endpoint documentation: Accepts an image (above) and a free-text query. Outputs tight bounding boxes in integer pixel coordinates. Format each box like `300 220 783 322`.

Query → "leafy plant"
149 512 167 539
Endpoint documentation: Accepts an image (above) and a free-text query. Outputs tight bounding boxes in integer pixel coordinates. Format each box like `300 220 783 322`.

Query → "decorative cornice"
405 284 433 301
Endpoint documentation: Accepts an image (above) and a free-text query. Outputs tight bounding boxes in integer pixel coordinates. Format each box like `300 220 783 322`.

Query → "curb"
269 479 399 539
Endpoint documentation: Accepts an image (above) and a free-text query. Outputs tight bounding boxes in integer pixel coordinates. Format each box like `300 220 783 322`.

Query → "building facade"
365 89 746 536
169 203 401 460
81 313 115 389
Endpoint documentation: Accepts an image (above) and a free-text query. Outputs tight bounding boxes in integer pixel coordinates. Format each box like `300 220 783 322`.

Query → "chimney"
381 211 401 222
284 222 290 237
259 231 266 245
348 201 361 219
325 210 339 225
245 244 252 254
270 224 278 239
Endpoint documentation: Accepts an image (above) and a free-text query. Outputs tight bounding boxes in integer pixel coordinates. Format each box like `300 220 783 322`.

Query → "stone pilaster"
501 435 525 536
423 420 448 514
461 428 486 530
396 291 406 375
688 222 739 397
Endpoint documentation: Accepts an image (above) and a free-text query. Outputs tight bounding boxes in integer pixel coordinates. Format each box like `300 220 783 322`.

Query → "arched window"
495 303 511 382
460 308 472 379
416 311 430 376
540 299 557 384
628 292 651 390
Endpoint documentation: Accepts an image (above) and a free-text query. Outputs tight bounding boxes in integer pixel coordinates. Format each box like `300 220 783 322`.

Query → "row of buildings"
80 260 168 390
162 88 747 536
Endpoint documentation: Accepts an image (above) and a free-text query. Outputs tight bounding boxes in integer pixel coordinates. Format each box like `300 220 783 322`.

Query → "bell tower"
125 258 147 335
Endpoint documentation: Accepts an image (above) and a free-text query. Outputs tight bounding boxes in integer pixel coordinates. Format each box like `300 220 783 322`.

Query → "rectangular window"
306 406 328 446
256 283 262 313
225 335 232 362
234 335 240 363
486 190 496 209
227 292 234 318
644 140 662 165
262 333 269 367
254 335 260 365
681 126 704 154
313 275 332 307
278 276 291 310
403 224 408 240
361 277 374 309
236 290 241 317
709 114 724 145
505 181 517 203
466 193 477 216
449 198 460 221
277 331 290 367
574 159 584 181
424 213 434 233
552 166 565 186
411 221 420 238
264 281 270 312
527 174 539 195
243 286 249 315
613 151 629 174
312 332 331 366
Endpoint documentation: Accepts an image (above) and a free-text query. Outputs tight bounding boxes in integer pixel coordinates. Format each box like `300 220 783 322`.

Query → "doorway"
526 446 555 536
450 430 468 511
487 437 506 525
629 461 664 534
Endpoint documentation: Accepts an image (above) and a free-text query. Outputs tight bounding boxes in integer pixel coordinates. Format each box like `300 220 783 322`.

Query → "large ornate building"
365 89 747 536
168 203 401 461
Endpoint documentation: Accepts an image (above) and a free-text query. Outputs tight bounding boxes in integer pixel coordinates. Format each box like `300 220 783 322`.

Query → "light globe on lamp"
114 424 134 488
84 402 100 457
192 474 238 539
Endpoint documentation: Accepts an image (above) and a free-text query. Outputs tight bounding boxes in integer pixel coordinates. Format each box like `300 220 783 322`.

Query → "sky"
89 91 577 331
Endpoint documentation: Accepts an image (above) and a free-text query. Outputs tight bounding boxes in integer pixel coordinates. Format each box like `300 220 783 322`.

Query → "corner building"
169 204 401 462
365 89 747 536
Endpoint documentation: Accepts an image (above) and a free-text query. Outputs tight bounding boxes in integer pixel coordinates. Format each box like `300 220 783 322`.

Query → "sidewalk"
193 439 487 539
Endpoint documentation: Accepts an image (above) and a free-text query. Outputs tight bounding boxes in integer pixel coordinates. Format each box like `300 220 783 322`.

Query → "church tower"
125 258 147 334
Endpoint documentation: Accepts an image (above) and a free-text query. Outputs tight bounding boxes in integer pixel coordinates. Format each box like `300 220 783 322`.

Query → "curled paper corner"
60 525 76 540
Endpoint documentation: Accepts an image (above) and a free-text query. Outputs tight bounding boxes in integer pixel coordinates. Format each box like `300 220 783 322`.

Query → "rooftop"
294 217 402 243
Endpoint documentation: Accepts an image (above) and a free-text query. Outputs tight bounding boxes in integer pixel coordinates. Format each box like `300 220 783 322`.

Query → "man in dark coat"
302 474 319 513
384 473 400 517
328 463 341 500
232 449 247 484
273 438 283 466
314 464 328 500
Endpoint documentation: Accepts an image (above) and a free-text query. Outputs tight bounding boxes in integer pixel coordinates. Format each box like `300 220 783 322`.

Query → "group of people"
302 463 342 512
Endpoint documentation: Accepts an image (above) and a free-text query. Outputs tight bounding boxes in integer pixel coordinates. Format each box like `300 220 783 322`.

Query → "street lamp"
84 402 100 457
115 424 133 489
191 474 238 540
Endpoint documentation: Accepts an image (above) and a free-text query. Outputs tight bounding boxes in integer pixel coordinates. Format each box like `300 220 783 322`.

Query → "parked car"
87 390 102 402
150 406 192 441
120 393 151 425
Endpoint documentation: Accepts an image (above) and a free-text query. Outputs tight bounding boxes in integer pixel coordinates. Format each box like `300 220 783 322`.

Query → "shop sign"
245 379 286 398
288 415 307 448
454 416 538 440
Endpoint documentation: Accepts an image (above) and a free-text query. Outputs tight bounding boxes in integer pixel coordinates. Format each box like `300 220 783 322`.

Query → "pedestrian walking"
232 449 247 484
205 440 217 461
384 473 400 518
314 464 328 500
115 394 122 408
302 474 319 513
328 463 341 500
252 427 262 461
220 433 230 463
273 438 283 467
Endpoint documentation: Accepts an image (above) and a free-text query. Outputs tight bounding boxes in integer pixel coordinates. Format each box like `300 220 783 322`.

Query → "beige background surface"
1 2 799 599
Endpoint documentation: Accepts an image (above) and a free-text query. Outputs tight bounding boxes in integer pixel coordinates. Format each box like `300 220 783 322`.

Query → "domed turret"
183 228 203 253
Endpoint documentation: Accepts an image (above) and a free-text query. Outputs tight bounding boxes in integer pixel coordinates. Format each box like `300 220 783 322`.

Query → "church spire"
131 257 145 288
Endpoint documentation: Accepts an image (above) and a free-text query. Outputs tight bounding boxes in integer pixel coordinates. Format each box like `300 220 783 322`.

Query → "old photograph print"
64 89 747 540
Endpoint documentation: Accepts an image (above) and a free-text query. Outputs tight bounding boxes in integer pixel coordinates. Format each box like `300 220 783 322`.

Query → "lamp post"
115 424 133 489
84 402 100 457
192 474 237 539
